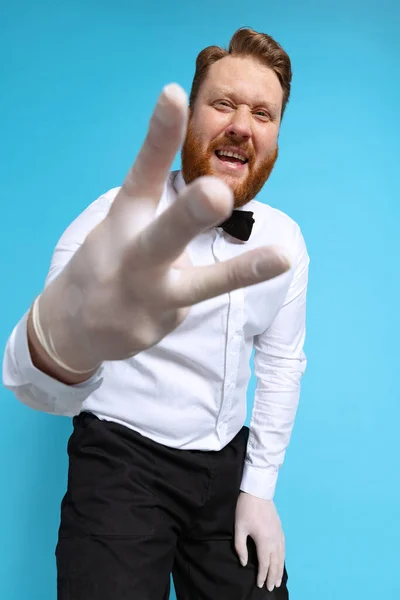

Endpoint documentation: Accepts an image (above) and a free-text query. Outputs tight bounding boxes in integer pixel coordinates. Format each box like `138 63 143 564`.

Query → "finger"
117 84 188 208
234 529 249 567
266 554 280 592
275 544 285 588
133 176 233 267
168 246 291 308
256 549 270 589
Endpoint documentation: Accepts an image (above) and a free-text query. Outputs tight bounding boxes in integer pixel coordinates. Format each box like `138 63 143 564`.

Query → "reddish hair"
189 27 292 118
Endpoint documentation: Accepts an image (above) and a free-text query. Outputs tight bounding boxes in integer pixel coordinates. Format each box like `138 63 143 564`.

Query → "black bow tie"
218 210 255 241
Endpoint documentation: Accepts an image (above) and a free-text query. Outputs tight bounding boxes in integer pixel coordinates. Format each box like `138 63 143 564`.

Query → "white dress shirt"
2 170 309 500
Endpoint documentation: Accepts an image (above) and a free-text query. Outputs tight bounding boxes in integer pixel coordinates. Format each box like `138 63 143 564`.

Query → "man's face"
181 56 283 208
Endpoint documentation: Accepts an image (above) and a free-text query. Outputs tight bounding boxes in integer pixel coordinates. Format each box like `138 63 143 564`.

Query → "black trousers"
56 412 289 599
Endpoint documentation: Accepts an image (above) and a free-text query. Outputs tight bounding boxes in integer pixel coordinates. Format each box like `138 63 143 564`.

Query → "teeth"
216 150 247 163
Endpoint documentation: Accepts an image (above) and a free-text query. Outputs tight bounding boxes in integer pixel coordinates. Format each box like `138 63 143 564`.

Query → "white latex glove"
235 492 285 591
37 84 290 373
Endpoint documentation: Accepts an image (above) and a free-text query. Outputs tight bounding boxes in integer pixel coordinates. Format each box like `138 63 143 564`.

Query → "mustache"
208 136 255 163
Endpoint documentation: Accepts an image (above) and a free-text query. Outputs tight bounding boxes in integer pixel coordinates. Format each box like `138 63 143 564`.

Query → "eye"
214 100 233 109
254 109 271 120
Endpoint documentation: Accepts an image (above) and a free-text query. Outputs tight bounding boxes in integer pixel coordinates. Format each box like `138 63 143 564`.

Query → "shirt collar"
172 170 185 195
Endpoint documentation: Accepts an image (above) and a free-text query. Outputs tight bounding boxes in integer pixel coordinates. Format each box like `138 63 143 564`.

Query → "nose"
226 106 252 142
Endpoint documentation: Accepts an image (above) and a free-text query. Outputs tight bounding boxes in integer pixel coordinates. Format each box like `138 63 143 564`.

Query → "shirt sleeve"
240 224 310 500
2 188 119 416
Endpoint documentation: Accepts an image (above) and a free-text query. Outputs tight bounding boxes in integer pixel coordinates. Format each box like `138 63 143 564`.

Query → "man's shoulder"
249 199 302 236
98 186 122 206
246 199 308 266
79 186 122 216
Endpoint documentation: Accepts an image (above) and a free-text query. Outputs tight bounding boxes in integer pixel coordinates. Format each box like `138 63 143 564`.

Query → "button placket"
212 234 244 434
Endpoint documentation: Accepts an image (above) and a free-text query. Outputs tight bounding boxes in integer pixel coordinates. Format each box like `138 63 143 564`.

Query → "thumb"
235 527 249 567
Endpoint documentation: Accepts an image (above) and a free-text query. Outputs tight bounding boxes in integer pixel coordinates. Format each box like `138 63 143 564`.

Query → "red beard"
181 122 278 208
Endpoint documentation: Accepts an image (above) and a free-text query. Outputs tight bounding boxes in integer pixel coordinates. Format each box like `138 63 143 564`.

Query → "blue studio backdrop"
1 1 399 599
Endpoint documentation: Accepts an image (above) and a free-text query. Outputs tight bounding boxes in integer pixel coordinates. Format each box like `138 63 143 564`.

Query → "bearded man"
3 27 309 600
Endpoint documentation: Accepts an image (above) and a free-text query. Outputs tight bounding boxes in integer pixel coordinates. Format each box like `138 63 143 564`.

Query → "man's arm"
2 192 115 413
241 224 309 500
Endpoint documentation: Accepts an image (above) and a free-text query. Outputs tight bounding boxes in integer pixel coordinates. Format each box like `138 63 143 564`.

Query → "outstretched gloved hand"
33 84 290 377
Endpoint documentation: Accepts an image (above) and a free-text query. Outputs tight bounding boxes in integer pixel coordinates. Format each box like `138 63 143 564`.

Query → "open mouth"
215 149 248 165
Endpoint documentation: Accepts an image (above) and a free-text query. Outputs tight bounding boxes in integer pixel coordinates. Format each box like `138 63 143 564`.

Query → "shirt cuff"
10 311 103 415
240 463 279 501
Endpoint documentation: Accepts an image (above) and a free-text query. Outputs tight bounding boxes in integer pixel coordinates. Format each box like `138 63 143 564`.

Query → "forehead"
200 55 283 107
